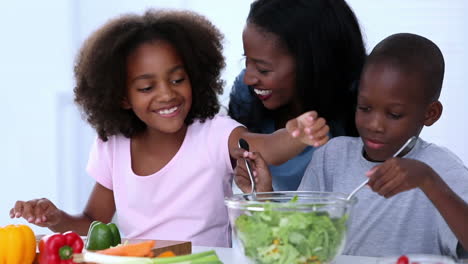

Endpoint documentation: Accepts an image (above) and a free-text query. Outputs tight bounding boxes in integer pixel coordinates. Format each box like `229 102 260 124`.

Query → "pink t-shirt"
86 114 242 247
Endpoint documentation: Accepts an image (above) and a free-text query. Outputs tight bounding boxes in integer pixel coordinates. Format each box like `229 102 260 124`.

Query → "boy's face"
356 63 432 161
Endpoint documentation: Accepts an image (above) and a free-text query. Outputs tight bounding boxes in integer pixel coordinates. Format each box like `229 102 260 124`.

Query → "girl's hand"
10 198 63 227
233 148 273 193
366 158 437 198
286 111 329 147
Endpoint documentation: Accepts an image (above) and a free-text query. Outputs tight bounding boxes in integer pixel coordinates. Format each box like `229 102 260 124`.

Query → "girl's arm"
229 111 329 165
51 182 116 235
10 182 115 235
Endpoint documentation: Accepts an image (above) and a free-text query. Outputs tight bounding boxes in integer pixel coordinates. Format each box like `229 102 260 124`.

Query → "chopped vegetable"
234 198 348 264
97 240 155 257
38 231 84 264
77 250 222 264
86 221 122 250
156 251 176 258
0 224 36 264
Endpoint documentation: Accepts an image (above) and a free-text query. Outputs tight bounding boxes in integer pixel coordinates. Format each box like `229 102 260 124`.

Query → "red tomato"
396 255 409 264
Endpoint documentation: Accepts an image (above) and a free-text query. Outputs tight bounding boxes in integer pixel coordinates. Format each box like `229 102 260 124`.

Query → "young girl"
9 9 328 247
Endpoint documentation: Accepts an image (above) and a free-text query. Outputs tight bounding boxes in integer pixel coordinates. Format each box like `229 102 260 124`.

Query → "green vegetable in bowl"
234 201 347 264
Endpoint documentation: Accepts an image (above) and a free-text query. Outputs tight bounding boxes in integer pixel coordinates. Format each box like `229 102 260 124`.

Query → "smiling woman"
242 24 296 111
228 0 366 191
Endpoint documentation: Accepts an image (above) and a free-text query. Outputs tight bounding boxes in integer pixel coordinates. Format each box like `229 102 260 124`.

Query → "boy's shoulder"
414 138 466 172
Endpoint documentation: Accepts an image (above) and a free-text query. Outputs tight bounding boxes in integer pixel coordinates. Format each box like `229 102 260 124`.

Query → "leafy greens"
234 198 348 264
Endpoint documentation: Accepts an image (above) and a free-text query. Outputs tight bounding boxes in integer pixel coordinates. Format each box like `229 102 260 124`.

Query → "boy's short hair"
365 33 444 102
74 9 225 141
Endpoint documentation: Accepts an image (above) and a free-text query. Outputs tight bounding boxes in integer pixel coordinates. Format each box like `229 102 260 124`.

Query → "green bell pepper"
85 221 121 250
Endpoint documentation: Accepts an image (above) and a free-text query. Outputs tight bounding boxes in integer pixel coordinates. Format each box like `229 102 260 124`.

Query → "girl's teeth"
159 106 178 115
254 89 272 96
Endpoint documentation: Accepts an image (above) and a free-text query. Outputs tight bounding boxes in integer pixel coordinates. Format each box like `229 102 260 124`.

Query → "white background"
1 1 467 234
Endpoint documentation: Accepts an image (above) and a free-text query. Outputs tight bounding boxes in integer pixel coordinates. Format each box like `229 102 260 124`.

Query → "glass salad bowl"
225 191 356 264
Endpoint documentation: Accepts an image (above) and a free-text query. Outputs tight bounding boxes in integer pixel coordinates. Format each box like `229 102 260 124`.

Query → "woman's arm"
229 111 329 165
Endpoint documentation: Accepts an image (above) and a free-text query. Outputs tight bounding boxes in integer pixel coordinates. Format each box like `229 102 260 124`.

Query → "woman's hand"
233 148 273 193
286 111 329 147
10 198 63 227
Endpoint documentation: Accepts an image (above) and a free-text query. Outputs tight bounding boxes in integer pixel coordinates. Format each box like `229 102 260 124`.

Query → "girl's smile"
155 104 182 117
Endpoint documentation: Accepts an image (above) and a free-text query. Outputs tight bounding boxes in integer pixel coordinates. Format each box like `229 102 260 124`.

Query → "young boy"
240 33 468 258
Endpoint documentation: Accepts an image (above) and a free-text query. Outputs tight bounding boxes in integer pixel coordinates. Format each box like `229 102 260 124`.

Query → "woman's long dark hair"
229 0 365 136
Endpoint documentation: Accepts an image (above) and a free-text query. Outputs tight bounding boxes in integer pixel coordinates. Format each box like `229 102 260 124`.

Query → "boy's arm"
229 111 329 165
421 172 468 252
367 159 468 251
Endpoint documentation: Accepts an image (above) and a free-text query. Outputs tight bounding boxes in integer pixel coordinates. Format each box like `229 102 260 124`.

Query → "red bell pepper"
38 231 84 264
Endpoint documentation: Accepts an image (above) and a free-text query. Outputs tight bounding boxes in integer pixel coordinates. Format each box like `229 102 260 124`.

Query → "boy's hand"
10 198 62 227
233 148 273 193
366 158 436 198
286 111 329 147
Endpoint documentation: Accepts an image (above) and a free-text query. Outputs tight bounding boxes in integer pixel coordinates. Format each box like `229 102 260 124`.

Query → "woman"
229 0 366 191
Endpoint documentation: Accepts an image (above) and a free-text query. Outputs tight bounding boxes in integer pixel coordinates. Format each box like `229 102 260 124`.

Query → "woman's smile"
253 88 273 100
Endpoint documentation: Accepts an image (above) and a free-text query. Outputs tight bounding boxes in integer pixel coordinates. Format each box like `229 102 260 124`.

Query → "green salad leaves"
234 198 348 264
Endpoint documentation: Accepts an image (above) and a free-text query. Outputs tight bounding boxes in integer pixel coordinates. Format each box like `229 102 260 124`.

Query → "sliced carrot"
157 250 176 258
96 240 156 257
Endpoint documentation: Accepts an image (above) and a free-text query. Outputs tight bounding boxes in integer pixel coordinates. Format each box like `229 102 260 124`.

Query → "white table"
193 246 379 264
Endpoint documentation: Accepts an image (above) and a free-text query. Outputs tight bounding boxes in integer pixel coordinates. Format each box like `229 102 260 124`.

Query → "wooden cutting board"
34 235 191 263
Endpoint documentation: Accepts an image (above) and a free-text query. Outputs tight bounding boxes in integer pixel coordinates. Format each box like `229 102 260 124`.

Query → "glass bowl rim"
225 191 357 210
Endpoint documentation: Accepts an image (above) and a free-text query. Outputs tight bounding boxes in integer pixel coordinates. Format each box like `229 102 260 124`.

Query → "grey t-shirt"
298 136 468 258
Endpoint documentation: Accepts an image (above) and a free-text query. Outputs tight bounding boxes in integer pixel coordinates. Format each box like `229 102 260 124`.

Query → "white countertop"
192 246 379 264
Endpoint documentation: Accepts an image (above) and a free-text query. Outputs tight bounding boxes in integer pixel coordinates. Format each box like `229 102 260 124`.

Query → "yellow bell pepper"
0 224 36 264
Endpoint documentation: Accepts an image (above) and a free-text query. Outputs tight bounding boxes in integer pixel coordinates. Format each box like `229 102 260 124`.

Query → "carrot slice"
157 250 176 258
96 240 156 257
